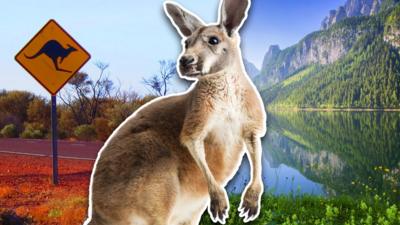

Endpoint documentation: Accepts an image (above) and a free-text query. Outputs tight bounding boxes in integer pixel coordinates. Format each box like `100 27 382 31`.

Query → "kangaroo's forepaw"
209 188 229 224
238 187 262 222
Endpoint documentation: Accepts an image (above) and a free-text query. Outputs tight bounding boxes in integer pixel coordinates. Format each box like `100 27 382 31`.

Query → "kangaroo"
84 0 266 224
25 39 76 73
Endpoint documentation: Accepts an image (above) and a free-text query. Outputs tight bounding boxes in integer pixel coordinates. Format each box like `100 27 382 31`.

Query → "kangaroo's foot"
208 187 229 224
239 183 262 222
55 67 72 73
52 58 72 73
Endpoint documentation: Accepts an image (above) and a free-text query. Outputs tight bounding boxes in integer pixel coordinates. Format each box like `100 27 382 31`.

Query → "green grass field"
200 194 399 225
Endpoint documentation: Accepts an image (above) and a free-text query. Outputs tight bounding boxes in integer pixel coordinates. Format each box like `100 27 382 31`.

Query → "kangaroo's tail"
24 50 42 59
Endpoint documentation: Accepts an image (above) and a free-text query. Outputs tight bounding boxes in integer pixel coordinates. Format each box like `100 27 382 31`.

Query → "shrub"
141 95 157 103
0 124 18 138
93 118 112 141
106 103 135 130
0 113 21 134
20 122 46 139
58 109 78 139
26 98 50 129
73 124 96 141
56 129 68 140
0 91 36 133
21 129 44 139
104 96 154 130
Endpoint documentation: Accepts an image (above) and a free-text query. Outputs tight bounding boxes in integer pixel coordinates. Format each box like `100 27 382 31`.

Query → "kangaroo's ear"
164 2 204 37
219 0 250 36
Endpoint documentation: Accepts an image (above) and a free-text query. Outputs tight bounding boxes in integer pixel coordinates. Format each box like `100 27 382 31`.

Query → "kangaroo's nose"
179 55 195 67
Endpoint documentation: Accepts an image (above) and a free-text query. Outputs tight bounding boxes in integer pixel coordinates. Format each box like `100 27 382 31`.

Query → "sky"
0 0 346 97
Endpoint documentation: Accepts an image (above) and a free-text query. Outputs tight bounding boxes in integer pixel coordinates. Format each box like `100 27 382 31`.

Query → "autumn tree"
26 97 51 129
0 91 36 133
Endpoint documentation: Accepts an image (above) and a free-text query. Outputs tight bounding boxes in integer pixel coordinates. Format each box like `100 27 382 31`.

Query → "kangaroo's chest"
204 99 246 184
212 104 243 143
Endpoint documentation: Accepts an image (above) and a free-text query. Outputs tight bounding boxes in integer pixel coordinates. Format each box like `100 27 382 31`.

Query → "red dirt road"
0 138 103 160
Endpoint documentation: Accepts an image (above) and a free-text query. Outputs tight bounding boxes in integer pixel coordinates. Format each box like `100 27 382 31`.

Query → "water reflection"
227 111 400 197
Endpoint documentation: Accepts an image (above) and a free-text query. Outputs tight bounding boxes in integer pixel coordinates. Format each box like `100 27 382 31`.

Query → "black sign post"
51 95 59 185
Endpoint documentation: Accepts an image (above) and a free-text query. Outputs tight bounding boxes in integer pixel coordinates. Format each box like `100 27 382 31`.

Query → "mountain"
321 0 382 30
253 45 281 87
321 0 400 30
255 22 366 89
255 1 400 109
243 59 259 78
253 0 400 90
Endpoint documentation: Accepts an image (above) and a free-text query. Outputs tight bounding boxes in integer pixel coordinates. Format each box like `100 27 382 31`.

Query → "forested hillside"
261 4 400 109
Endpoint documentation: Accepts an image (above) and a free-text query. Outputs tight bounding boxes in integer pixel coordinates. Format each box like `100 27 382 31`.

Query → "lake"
227 111 400 197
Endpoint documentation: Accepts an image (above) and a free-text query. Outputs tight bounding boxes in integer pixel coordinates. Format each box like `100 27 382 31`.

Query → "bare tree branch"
58 61 114 125
142 60 177 96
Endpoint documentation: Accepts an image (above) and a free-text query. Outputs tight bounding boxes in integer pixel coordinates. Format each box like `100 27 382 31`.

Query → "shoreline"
267 107 400 112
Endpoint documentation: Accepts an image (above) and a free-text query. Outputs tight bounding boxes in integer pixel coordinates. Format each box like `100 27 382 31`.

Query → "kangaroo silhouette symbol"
25 39 77 73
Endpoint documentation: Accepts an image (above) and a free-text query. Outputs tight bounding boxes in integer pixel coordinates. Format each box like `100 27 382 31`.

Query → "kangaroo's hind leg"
90 131 180 225
52 57 71 73
89 160 180 225
128 160 180 225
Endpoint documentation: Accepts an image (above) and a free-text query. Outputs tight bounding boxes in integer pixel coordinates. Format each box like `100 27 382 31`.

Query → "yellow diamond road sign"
15 19 91 95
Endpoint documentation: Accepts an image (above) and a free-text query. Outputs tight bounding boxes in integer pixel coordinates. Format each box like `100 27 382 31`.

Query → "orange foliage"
0 186 14 198
0 153 94 225
19 183 32 194
30 205 51 222
59 206 87 225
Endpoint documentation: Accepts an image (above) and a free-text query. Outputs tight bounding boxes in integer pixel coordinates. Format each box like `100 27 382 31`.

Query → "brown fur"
85 0 266 224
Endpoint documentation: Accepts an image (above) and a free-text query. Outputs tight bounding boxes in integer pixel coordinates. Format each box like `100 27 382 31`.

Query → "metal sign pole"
51 95 59 185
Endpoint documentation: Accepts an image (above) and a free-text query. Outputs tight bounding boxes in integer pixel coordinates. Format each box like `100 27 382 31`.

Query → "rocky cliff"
321 0 382 30
255 23 365 88
384 4 400 48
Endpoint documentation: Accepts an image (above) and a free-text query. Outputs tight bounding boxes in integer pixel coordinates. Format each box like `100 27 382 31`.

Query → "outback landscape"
1 0 400 224
0 153 93 225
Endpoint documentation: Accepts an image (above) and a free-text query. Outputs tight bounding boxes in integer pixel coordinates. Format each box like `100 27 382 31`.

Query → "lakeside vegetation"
266 107 400 112
200 194 400 225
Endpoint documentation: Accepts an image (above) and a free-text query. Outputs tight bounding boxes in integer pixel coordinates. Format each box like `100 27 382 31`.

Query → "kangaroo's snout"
179 55 195 67
179 54 201 77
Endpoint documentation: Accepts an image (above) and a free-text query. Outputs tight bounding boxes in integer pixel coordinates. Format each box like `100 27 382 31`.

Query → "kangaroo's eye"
208 36 219 45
